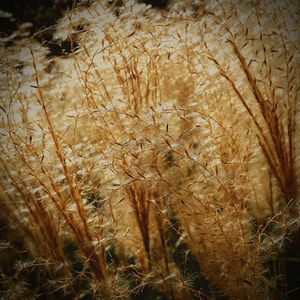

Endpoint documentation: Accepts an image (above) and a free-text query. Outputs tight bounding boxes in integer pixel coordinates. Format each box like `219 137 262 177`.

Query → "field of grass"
0 0 299 299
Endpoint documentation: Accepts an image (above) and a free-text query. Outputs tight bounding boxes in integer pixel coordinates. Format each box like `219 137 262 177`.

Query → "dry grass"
0 0 299 299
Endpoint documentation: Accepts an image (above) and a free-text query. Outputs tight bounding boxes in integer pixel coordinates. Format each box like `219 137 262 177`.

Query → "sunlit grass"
0 0 299 299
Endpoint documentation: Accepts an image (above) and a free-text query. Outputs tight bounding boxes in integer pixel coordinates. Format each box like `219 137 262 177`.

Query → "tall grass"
0 0 299 299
